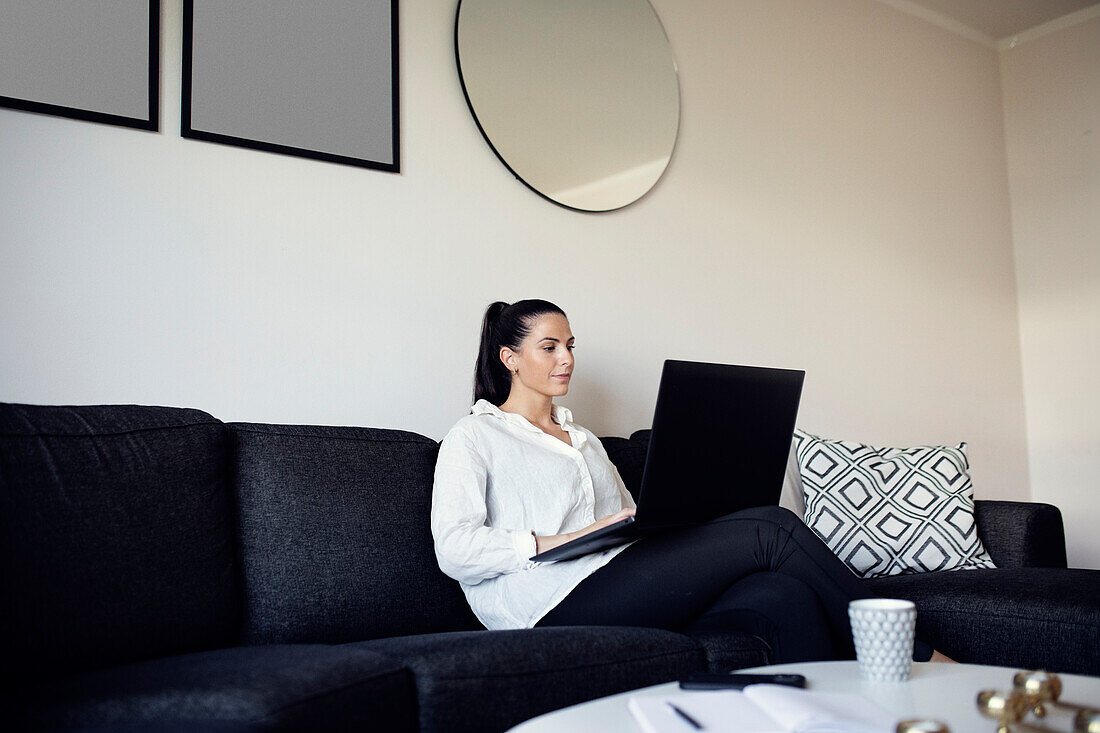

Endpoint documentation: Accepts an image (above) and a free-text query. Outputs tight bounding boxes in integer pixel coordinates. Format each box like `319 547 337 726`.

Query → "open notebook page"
627 685 894 733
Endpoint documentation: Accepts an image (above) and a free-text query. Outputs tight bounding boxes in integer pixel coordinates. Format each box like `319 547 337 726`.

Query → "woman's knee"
716 505 802 530
686 572 807 632
715 571 817 611
757 505 801 525
691 572 835 663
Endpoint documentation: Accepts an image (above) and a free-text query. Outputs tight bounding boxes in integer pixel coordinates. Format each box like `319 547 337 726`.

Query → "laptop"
531 360 805 563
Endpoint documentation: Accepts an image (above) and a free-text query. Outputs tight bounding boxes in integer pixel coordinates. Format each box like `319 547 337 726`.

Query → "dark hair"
474 299 567 406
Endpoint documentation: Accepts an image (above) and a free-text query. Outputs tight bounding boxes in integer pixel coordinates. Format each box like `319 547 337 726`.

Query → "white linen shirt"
431 399 637 630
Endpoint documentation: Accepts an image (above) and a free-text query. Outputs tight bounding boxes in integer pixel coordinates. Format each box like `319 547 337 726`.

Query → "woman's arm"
533 508 636 554
431 431 539 584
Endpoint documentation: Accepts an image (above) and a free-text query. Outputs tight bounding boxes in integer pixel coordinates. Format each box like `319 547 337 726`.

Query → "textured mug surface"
849 598 916 682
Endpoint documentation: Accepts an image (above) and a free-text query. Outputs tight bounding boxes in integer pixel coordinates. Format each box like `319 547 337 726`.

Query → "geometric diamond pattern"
845 540 884 576
870 460 900 484
875 513 912 540
912 536 950 572
932 456 962 485
814 506 845 543
793 429 996 578
807 449 839 478
902 482 938 512
943 506 976 538
839 478 873 511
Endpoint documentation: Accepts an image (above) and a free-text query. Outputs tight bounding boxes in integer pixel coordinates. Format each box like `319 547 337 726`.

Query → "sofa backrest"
0 403 239 684
229 422 480 645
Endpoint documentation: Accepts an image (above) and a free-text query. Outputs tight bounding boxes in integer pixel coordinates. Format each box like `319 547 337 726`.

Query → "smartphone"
678 672 807 690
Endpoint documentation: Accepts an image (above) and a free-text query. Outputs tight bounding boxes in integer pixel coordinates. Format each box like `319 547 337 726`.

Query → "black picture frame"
182 0 399 173
0 0 160 132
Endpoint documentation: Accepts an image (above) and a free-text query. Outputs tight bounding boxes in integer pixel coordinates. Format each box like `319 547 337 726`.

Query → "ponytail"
473 299 566 406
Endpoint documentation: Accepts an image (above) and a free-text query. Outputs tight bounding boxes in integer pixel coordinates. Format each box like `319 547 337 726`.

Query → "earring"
512 368 518 375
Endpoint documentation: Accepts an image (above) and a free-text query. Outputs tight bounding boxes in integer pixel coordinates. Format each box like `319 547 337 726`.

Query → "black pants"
537 506 933 664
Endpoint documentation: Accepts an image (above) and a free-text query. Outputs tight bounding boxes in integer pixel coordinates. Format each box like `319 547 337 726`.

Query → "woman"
431 299 942 664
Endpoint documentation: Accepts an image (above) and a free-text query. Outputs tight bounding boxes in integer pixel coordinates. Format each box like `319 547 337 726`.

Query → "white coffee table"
507 661 1100 732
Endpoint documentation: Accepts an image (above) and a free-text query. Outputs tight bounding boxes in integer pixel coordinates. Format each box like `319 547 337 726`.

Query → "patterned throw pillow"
793 429 996 578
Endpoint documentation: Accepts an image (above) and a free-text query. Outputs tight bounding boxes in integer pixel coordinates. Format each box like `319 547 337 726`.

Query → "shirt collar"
471 399 583 444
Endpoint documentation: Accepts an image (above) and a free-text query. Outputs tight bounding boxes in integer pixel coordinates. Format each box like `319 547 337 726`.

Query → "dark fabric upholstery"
0 403 238 685
229 423 480 646
684 631 771 672
5 644 415 731
974 500 1068 568
358 626 705 733
868 568 1100 675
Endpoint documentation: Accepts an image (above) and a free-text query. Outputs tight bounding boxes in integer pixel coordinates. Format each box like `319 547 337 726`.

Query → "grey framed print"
0 0 160 131
182 0 399 173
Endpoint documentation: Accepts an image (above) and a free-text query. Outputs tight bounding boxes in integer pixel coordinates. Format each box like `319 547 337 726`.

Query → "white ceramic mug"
849 598 917 682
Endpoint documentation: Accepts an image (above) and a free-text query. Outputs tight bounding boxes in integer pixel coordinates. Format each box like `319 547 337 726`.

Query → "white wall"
1 1 1030 505
1002 14 1100 568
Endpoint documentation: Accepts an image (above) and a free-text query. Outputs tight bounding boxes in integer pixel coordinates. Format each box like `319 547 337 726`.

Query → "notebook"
627 686 894 733
530 360 805 563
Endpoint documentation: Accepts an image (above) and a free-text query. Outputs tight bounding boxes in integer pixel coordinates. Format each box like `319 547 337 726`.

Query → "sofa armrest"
974 500 1067 569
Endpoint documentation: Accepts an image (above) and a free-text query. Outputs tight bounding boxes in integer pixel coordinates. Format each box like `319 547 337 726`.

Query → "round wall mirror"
455 0 681 212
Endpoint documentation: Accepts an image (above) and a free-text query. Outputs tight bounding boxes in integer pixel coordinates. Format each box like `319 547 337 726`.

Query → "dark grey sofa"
1 403 1096 732
623 430 1099 677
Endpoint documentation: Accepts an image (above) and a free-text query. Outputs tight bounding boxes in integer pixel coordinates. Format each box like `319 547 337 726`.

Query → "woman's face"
501 313 575 398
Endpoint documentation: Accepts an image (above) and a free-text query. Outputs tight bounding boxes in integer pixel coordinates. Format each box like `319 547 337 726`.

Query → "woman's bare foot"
929 650 956 663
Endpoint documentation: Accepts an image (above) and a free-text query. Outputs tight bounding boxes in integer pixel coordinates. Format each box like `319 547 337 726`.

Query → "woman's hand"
534 508 636 555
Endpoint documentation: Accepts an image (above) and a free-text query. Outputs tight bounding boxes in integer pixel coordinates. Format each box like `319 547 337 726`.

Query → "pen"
667 702 704 730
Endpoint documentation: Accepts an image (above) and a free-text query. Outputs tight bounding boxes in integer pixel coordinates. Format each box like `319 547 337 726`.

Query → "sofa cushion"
5 644 415 731
0 403 237 684
793 430 995 578
229 423 480 645
358 626 706 733
868 567 1100 675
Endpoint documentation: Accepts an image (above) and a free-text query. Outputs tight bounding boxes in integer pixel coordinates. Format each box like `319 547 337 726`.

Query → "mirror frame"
453 0 681 213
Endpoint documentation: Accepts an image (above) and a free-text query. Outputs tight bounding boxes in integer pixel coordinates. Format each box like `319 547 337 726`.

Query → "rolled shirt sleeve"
431 432 537 585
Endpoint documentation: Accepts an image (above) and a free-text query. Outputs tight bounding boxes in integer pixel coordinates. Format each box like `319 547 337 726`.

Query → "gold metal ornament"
1014 671 1100 720
1075 708 1100 733
977 689 1058 733
896 720 950 733
976 673 1100 733
1016 671 1065 717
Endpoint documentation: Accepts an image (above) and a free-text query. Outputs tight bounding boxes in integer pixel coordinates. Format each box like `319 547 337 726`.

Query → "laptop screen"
633 361 805 528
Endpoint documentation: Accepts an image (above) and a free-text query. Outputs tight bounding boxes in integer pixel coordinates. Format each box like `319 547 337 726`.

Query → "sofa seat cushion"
868 567 1100 675
357 626 706 733
6 644 416 731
